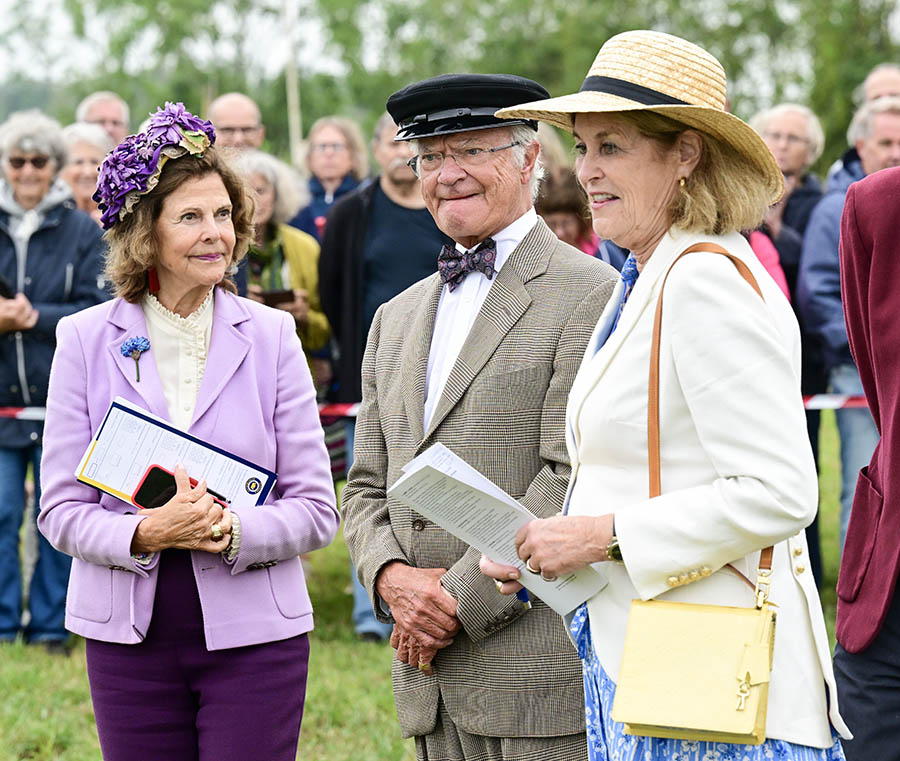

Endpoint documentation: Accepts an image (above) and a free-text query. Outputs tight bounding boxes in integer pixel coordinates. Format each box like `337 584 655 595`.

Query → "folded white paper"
389 443 607 616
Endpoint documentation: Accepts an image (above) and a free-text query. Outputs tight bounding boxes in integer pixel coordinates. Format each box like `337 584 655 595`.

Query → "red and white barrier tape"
0 396 868 422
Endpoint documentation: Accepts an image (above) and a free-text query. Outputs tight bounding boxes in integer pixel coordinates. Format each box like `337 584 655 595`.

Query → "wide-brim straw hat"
496 30 784 204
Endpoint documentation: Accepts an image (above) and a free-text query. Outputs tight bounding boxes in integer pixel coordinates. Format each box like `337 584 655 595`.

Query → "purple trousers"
85 549 309 761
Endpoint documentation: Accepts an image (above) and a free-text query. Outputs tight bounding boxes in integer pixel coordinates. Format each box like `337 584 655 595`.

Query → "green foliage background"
1 0 897 176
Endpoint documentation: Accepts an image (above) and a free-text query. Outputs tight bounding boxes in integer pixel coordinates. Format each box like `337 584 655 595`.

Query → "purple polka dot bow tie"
437 238 497 292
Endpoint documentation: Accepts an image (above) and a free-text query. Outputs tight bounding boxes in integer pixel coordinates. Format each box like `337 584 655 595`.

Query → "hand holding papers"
76 397 276 509
388 443 607 616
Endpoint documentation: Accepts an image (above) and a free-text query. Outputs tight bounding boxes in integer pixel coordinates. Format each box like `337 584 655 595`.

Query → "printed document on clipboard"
388 443 607 616
75 396 276 509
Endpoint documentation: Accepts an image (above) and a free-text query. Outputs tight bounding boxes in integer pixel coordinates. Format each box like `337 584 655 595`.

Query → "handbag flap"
611 599 774 735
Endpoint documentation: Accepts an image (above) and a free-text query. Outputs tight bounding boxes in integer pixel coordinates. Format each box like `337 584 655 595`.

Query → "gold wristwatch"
607 520 623 562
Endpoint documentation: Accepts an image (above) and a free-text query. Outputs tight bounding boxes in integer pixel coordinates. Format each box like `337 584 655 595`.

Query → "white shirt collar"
454 207 538 273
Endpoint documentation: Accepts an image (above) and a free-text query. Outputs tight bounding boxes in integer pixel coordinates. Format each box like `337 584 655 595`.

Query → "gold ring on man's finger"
418 661 432 672
210 523 223 540
525 558 540 574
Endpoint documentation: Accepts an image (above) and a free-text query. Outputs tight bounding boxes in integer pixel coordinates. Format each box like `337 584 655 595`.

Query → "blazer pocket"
837 466 883 603
474 364 551 408
67 561 113 623
268 559 311 619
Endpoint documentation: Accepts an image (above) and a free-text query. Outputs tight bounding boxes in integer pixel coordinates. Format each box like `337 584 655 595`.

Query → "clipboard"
75 397 276 508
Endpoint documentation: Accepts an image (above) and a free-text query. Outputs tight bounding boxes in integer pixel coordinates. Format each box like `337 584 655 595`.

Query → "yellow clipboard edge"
76 440 136 505
76 474 134 505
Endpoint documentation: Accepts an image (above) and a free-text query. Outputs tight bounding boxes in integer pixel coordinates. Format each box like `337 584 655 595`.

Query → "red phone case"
132 465 228 509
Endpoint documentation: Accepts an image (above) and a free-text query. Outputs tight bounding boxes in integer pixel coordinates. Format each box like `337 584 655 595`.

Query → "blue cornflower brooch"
121 336 151 381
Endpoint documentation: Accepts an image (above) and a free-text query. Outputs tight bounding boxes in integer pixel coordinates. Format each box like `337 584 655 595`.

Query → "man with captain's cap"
342 73 617 760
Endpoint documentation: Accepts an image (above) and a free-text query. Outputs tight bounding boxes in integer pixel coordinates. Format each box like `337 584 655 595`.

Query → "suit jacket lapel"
566 232 689 451
191 291 252 427
106 299 171 420
423 220 553 440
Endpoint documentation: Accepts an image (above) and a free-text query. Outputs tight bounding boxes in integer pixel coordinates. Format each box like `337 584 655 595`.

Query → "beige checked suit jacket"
342 218 618 740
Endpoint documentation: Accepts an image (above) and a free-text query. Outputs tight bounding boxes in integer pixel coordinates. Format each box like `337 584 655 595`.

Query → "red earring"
148 267 160 294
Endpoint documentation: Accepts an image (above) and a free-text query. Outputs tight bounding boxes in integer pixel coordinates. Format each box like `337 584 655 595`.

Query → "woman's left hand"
479 554 524 594
515 514 615 579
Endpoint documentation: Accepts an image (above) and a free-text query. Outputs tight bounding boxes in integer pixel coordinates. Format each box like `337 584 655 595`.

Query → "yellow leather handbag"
610 243 776 745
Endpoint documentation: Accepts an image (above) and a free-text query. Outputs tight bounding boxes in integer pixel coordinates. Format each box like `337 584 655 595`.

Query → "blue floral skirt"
570 604 846 761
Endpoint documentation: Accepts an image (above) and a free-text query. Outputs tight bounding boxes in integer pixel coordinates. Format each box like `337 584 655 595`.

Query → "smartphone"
260 289 294 307
0 275 14 299
132 465 228 510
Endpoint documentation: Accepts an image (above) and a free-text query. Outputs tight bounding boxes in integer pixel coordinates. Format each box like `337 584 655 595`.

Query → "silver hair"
411 124 544 201
749 103 825 168
0 109 67 171
853 63 900 106
372 112 396 144
232 149 309 225
508 124 545 202
75 91 130 128
62 122 114 157
847 95 900 146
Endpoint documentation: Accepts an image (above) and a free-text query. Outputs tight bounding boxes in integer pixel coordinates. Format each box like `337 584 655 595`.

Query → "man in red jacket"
833 165 900 759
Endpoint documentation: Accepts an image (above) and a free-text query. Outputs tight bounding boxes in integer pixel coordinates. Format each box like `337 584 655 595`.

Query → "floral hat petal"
93 102 216 230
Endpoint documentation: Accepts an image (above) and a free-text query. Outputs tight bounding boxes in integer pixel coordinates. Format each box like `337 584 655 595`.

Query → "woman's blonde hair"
618 111 771 235
104 146 254 302
304 116 369 181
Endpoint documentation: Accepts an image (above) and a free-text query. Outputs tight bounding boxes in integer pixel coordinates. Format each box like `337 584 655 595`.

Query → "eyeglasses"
218 125 261 137
407 141 522 178
763 131 809 147
7 156 50 169
310 142 348 153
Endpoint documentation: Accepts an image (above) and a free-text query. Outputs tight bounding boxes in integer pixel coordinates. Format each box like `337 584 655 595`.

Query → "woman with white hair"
235 150 330 386
60 122 113 226
0 108 107 652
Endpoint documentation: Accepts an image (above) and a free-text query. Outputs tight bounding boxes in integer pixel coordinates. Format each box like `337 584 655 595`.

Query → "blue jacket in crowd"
288 174 360 242
0 178 109 447
797 148 865 372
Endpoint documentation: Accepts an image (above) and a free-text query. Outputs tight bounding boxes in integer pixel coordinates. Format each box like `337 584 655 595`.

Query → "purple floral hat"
93 102 216 230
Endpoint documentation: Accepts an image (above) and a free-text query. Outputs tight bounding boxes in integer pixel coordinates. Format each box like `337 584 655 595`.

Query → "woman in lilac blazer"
38 105 339 761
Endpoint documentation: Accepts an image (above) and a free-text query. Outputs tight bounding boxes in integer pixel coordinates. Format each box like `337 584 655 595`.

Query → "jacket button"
666 576 679 587
700 566 712 577
678 573 689 585
9 385 17 393
411 519 426 531
792 546 803 557
795 564 806 574
689 570 700 581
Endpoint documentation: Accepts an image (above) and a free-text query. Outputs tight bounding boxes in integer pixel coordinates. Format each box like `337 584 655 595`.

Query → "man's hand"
0 293 38 333
376 562 461 653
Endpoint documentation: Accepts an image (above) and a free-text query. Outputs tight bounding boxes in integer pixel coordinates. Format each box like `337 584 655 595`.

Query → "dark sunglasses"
8 156 50 169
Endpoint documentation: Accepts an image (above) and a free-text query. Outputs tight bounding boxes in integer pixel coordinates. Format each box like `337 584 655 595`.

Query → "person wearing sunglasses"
0 108 107 653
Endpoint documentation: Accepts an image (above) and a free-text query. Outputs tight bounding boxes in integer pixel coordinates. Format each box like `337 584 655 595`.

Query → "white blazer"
564 230 850 747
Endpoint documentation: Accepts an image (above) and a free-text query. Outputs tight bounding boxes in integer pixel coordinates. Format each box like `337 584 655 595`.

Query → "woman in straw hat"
482 30 850 759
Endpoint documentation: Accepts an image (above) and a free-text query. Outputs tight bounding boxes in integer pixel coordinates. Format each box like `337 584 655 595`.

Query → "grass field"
1 412 845 760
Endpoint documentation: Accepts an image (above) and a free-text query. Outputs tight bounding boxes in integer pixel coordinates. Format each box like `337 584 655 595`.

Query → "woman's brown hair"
104 146 254 302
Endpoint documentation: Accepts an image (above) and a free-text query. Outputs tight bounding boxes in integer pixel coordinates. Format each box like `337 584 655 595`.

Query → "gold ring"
211 523 223 540
525 559 540 575
418 661 432 672
541 572 558 582
494 579 504 592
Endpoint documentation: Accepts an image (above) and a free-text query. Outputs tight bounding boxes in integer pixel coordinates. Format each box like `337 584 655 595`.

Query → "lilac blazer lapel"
105 299 171 421
190 291 252 428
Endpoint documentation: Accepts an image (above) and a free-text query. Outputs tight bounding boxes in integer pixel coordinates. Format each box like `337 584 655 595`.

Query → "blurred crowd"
1 62 899 649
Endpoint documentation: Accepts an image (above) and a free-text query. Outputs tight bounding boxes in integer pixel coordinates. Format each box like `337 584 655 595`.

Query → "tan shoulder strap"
647 242 773 586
